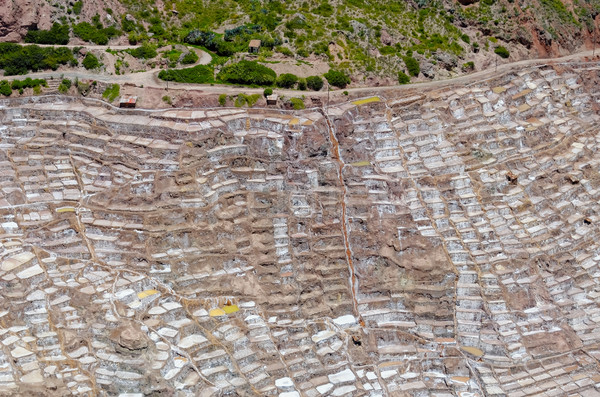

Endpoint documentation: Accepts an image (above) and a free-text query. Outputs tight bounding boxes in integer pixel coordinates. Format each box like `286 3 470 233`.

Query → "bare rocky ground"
1 58 600 397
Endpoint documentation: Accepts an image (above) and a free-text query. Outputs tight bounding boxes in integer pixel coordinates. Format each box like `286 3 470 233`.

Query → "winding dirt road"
2 47 599 102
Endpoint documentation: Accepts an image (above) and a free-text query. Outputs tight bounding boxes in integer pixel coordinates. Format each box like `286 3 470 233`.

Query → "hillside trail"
2 47 599 103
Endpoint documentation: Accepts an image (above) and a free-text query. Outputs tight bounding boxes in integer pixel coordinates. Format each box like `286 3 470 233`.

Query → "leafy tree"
398 71 410 84
263 87 273 97
306 75 324 91
276 73 298 88
324 70 350 88
494 46 510 58
25 23 69 45
403 56 420 77
73 1 83 15
297 78 307 90
82 53 101 70
218 94 227 106
0 80 12 96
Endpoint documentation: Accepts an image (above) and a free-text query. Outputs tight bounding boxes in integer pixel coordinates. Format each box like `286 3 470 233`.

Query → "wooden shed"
266 94 278 105
119 96 137 108
249 39 261 53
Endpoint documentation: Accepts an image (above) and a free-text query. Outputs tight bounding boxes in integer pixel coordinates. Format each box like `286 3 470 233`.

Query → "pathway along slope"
2 48 599 105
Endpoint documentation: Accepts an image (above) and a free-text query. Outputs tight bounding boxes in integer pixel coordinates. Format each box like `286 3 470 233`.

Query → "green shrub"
290 97 305 110
0 81 12 96
58 78 71 93
76 80 92 95
162 95 172 105
324 70 350 88
306 75 324 91
494 46 510 58
82 53 101 70
128 33 139 45
380 46 397 55
403 56 420 77
263 87 273 97
25 23 69 45
0 44 75 75
102 83 120 102
181 51 199 64
121 16 137 33
235 93 261 107
460 34 470 44
129 44 157 59
218 93 227 106
398 71 410 84
275 46 294 57
462 61 475 71
276 73 299 88
297 78 307 90
158 65 214 84
73 1 83 14
312 2 334 17
217 60 276 86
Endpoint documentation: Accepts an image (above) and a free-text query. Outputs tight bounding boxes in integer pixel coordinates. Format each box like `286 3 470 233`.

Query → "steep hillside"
1 0 599 84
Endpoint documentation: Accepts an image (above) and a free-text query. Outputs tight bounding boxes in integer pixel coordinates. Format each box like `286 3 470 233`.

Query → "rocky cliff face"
0 0 52 42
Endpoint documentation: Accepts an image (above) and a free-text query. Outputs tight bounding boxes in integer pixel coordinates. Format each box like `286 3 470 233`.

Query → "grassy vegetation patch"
73 18 120 45
217 60 276 86
102 83 120 102
158 64 215 84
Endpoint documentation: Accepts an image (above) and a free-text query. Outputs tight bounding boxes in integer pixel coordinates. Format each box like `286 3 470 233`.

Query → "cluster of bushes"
11 78 47 90
275 74 323 90
224 24 262 41
25 23 69 45
184 30 235 57
181 51 199 64
324 70 350 88
217 60 276 86
128 44 157 59
58 78 71 93
0 78 47 96
102 83 120 102
0 43 75 75
82 53 101 70
73 18 120 45
158 65 214 84
184 26 280 57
